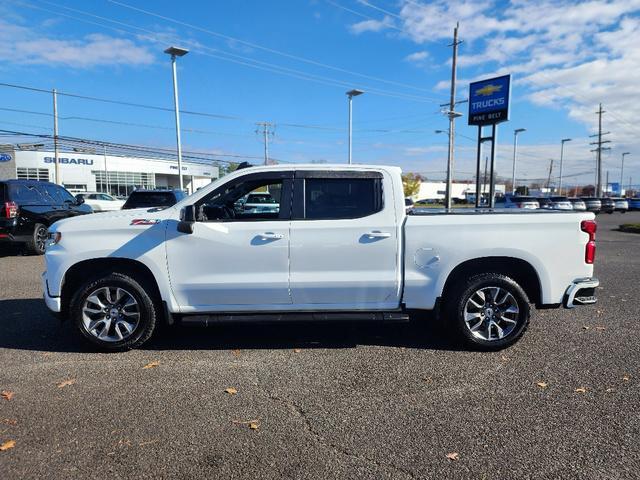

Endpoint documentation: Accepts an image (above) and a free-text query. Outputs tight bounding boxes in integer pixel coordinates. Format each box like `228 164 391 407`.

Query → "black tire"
445 273 530 351
25 223 48 255
69 272 157 352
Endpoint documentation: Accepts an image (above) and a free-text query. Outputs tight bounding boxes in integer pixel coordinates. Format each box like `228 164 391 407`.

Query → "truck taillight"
4 201 17 219
581 219 597 264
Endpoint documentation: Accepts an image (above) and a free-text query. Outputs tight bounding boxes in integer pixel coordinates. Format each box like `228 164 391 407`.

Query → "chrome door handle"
260 232 284 240
366 231 391 238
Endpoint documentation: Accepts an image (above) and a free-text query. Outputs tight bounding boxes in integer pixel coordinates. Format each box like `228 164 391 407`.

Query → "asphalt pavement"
1 212 639 479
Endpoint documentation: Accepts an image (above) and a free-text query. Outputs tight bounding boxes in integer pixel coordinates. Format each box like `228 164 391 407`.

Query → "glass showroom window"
17 168 49 181
93 171 155 197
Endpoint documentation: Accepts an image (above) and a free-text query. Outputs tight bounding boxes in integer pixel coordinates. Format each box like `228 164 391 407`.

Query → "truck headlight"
47 232 62 247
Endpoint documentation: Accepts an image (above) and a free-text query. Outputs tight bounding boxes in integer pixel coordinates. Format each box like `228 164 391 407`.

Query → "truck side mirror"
177 205 196 234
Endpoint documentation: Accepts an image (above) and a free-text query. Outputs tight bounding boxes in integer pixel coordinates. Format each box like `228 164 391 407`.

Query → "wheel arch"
441 256 542 307
60 257 164 320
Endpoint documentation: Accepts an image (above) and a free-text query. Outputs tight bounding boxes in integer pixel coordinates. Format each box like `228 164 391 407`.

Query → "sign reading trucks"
468 75 511 126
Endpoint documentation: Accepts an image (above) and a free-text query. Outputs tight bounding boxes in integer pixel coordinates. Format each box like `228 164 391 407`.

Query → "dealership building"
0 146 219 195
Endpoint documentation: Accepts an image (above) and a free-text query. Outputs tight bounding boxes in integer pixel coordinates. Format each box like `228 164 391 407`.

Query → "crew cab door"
288 170 401 309
166 171 293 311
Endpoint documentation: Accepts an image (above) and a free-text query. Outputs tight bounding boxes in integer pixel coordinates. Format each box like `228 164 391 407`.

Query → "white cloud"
0 19 154 68
404 51 429 63
348 0 640 182
349 15 395 34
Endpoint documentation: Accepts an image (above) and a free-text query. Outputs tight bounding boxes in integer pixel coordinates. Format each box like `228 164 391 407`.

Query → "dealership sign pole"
468 74 511 208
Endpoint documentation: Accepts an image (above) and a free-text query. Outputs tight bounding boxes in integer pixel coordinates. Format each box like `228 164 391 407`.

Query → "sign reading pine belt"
468 75 511 126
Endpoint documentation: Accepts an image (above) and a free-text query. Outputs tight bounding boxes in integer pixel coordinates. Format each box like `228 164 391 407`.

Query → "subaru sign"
468 74 511 126
0 153 12 163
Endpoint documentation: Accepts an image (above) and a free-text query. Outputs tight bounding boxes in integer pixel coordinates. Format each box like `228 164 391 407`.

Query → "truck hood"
49 206 179 233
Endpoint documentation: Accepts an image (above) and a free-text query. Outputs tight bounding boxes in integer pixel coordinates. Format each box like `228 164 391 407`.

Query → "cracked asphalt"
1 212 639 479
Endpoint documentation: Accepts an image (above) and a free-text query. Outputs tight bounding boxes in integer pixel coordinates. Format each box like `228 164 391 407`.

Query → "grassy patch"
619 223 640 233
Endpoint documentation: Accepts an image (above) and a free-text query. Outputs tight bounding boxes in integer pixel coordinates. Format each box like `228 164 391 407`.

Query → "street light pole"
52 88 60 185
346 89 364 164
511 128 525 194
621 152 630 195
558 138 572 195
164 46 189 192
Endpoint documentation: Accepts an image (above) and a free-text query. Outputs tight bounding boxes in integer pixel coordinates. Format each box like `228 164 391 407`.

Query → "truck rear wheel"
446 273 530 350
70 272 157 351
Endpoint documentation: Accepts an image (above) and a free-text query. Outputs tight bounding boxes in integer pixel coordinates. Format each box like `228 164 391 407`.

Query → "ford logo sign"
0 154 12 162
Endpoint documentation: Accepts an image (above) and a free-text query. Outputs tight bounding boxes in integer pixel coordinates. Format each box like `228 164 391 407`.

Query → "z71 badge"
130 219 161 226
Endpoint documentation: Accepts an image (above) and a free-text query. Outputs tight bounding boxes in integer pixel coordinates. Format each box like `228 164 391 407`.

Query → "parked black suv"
0 180 93 254
122 189 187 210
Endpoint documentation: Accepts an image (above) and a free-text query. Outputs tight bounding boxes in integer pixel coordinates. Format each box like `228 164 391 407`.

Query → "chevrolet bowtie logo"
476 84 502 96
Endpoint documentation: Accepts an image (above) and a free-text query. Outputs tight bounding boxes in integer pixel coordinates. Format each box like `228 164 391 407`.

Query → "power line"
323 0 404 32
25 0 442 104
0 86 440 136
104 0 435 95
0 129 290 164
0 81 242 120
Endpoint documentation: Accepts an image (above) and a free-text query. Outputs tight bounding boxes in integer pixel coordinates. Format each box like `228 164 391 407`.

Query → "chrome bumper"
563 278 599 308
41 272 61 313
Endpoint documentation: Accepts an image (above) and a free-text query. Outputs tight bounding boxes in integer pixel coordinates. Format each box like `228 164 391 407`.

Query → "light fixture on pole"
621 152 630 195
558 138 572 195
346 89 364 164
511 128 526 194
164 46 189 192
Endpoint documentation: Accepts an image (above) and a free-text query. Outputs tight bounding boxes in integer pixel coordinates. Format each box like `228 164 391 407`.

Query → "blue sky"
1 0 639 188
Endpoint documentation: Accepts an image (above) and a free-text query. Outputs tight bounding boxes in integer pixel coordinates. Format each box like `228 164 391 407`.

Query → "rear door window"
8 183 48 205
302 177 383 220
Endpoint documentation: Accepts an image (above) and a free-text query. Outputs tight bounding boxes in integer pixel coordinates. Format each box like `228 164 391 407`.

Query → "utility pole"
546 159 554 192
605 170 609 196
444 22 462 210
103 145 109 194
511 128 526 194
621 152 630 196
52 88 60 185
558 138 572 196
590 104 611 197
256 122 275 165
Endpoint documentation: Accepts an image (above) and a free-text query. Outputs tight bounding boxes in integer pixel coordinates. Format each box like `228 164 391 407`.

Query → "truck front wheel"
70 272 157 351
446 273 530 350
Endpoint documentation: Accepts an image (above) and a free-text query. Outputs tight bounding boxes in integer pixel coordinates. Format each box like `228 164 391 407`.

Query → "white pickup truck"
42 164 599 351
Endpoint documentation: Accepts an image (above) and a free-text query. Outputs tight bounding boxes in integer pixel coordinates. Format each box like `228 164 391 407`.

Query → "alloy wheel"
81 287 140 342
463 286 520 341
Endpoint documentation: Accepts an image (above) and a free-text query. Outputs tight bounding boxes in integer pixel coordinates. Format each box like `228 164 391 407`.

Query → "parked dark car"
581 197 602 213
122 189 187 210
599 197 615 214
0 180 92 254
628 197 640 211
